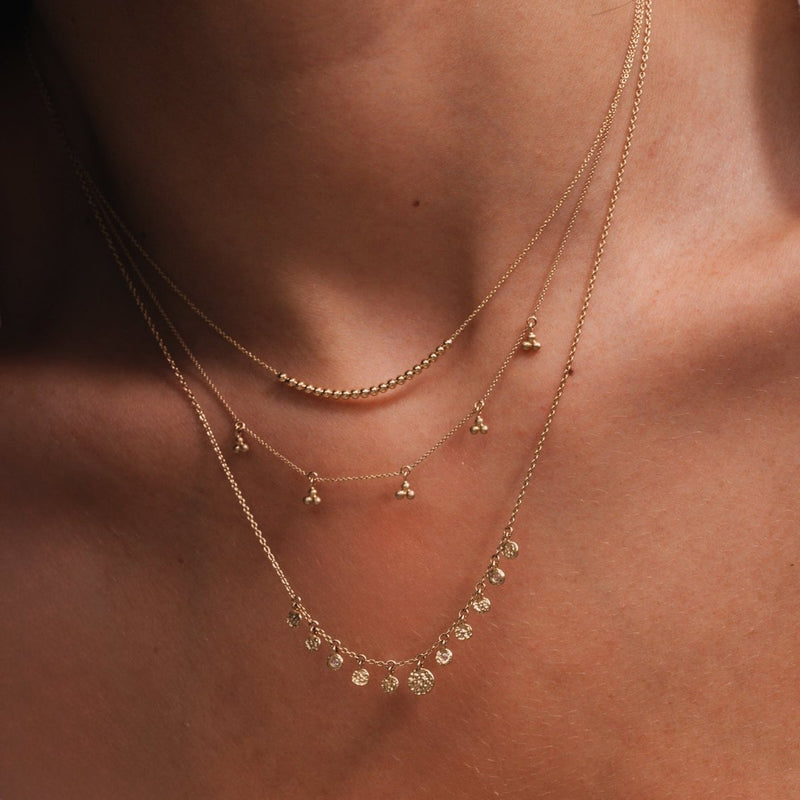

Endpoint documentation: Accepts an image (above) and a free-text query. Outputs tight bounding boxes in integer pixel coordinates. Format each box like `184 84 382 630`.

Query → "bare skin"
1 2 799 798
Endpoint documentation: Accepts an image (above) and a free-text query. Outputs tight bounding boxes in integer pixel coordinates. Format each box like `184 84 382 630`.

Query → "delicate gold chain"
29 0 650 693
96 114 605 500
61 9 644 403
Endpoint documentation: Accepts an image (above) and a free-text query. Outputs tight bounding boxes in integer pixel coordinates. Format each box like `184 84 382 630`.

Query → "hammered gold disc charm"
381 675 400 693
407 668 435 695
454 622 473 641
488 566 506 585
502 540 520 559
287 610 302 627
472 595 491 614
352 668 370 686
305 635 321 651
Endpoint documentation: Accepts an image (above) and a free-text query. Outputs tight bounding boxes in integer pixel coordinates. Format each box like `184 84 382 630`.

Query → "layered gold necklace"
31 0 652 695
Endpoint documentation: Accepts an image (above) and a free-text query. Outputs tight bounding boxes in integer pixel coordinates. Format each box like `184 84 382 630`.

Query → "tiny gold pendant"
488 566 506 586
472 595 492 614
327 652 344 670
521 333 541 352
521 316 542 352
435 648 453 666
305 635 321 651
407 667 436 696
233 421 249 453
303 486 321 506
502 540 520 559
469 413 489 435
381 674 400 693
351 668 370 687
395 467 415 500
454 622 473 641
395 479 415 500
287 610 302 628
303 472 322 506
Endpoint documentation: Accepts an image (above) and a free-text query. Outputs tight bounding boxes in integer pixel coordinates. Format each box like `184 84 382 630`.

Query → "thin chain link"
28 0 650 679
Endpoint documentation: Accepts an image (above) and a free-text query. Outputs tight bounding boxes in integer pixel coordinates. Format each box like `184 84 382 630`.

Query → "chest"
4 351 799 800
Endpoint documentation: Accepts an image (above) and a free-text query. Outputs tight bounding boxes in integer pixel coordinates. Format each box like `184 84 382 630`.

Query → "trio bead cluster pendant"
233 421 249 453
395 466 415 500
521 315 542 352
303 472 322 506
470 401 489 435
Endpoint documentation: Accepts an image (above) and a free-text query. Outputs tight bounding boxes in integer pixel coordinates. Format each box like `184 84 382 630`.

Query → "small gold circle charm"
488 566 506 586
351 668 370 687
287 610 302 627
327 652 344 670
381 675 400 693
407 668 435 695
305 635 321 651
435 648 453 666
472 595 491 614
454 622 473 641
502 540 520 559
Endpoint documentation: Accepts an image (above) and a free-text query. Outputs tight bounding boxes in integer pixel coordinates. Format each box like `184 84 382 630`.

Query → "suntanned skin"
1 2 799 798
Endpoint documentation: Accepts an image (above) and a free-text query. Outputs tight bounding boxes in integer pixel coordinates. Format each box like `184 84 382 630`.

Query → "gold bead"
342 390 352 399
278 373 288 382
333 390 343 398
379 383 389 392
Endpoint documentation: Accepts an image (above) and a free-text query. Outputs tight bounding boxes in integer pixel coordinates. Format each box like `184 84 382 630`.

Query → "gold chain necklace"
57 12 644 404
32 0 651 694
95 121 600 507
59 3 642 506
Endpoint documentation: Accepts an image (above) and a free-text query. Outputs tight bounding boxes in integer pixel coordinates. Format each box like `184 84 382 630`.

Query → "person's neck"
31 1 800 379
